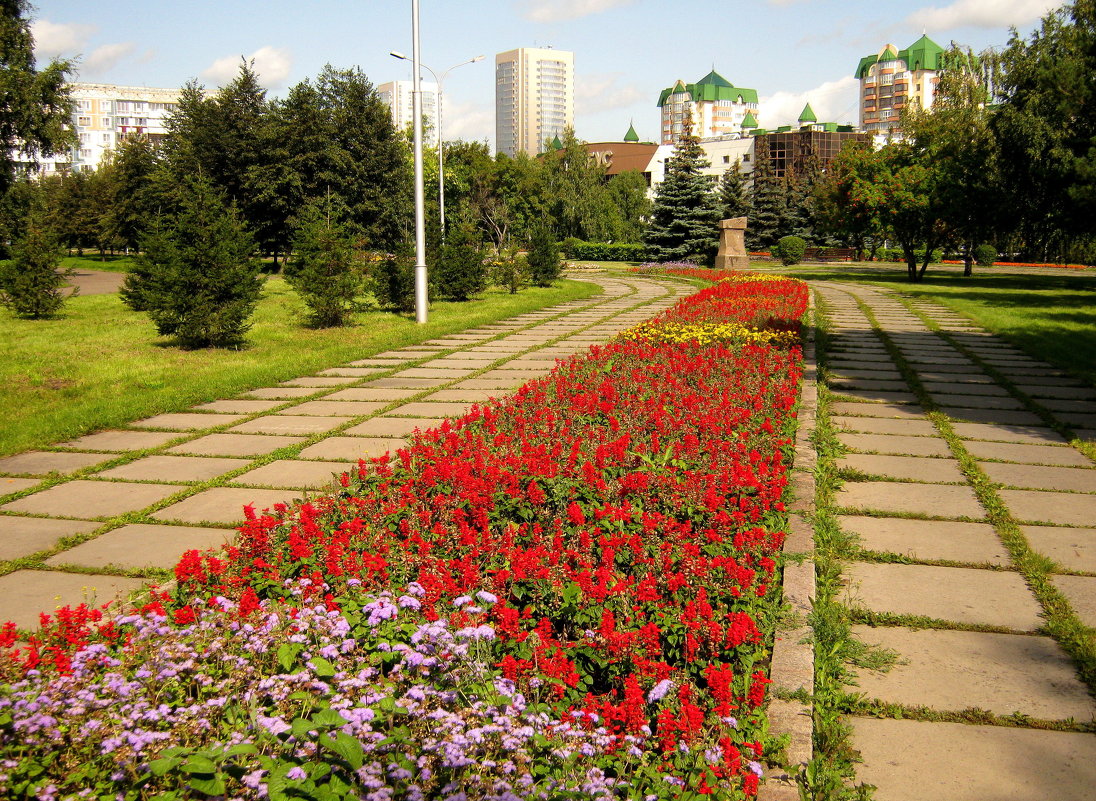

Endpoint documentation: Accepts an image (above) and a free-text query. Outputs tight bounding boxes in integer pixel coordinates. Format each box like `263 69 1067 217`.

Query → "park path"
0 273 692 629
811 280 1096 800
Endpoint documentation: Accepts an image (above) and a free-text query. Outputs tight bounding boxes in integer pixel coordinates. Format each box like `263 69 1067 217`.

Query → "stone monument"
715 217 749 270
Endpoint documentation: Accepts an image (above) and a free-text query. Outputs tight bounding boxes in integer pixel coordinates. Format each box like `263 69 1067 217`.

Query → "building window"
743 153 751 162
723 155 730 164
77 116 91 126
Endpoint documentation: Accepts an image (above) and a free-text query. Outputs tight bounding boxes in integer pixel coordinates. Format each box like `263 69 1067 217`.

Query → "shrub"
771 235 807 266
564 240 648 262
433 224 487 301
489 249 529 295
284 196 367 327
559 236 582 259
121 176 262 348
0 206 73 319
974 244 997 267
370 249 417 312
526 223 561 287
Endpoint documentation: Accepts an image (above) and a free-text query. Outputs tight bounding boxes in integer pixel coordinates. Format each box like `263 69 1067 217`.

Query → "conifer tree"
644 121 719 263
745 147 788 250
433 219 487 301
718 160 749 221
0 202 72 318
526 222 561 286
285 193 365 327
121 174 262 347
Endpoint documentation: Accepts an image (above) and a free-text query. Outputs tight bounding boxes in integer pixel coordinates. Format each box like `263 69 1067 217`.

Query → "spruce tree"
745 147 788 251
644 121 720 263
0 202 72 318
526 222 561 286
285 194 365 327
121 174 262 348
433 221 487 301
718 160 749 221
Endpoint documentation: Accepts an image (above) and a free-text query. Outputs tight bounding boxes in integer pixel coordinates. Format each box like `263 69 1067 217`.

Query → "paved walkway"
0 274 692 630
64 268 126 296
813 281 1096 801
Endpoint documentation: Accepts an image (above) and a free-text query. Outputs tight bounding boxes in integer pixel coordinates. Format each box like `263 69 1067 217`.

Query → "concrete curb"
759 295 818 801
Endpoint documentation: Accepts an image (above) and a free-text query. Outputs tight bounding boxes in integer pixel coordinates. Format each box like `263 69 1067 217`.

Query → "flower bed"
1 276 808 800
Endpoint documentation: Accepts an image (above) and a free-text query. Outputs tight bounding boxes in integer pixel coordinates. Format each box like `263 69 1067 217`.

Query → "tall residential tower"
377 80 439 138
656 70 759 145
495 47 574 158
855 35 944 135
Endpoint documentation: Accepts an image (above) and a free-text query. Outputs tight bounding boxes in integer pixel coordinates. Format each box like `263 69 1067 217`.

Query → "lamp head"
390 51 408 60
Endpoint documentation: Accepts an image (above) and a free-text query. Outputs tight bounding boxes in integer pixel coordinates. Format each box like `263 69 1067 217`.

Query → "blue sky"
31 0 1060 147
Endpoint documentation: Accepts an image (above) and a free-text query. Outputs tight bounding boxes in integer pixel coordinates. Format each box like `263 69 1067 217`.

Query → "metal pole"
411 0 428 324
437 85 445 240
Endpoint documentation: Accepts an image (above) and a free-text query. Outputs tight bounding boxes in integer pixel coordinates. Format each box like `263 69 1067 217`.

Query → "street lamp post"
390 51 484 240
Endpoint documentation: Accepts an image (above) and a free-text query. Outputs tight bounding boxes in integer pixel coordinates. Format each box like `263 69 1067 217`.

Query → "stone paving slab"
830 417 937 436
167 433 305 457
0 451 111 476
829 402 926 419
46 523 234 570
1014 384 1094 400
1001 489 1096 526
419 358 497 369
476 368 551 380
832 389 920 405
193 399 285 414
325 388 421 402
0 516 100 561
387 402 473 417
230 460 353 490
0 570 150 631
918 372 993 384
980 462 1096 493
851 717 1096 801
153 487 301 525
130 413 243 430
344 418 443 437
394 368 476 379
364 377 450 389
96 455 250 483
426 389 503 402
297 437 407 462
277 400 387 417
1 477 39 495
943 407 1046 426
963 440 1091 466
279 376 359 387
839 433 951 457
1033 398 1096 414
1051 574 1096 628
838 454 964 483
848 626 1094 720
922 382 1012 397
4 480 185 519
950 422 1066 445
933 393 1025 410
228 415 352 436
58 430 183 452
837 482 984 518
829 378 910 392
829 369 905 382
839 515 1007 564
1022 526 1096 573
454 378 527 390
318 367 387 377
241 387 317 400
842 562 1043 630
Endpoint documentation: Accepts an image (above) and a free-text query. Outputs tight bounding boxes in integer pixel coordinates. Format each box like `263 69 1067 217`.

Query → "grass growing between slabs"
1 277 599 457
794 268 1096 387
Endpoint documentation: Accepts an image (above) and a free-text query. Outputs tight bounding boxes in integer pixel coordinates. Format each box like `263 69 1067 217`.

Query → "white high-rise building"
21 83 180 176
495 47 574 158
377 80 439 139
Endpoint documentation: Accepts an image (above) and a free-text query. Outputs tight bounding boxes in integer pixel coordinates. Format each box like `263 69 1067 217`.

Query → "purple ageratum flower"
286 766 308 781
407 582 426 597
748 761 764 777
475 591 498 604
256 715 291 736
364 599 398 626
397 596 421 610
647 679 674 704
453 595 473 608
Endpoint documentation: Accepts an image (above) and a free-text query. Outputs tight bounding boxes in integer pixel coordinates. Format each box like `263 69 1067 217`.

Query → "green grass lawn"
798 267 1096 387
60 254 138 273
2 277 600 456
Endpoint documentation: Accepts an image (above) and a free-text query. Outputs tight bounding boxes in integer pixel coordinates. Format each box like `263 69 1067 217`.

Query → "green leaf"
277 642 304 672
148 757 184 776
188 774 226 796
310 656 335 678
310 708 349 729
182 756 218 774
320 731 365 769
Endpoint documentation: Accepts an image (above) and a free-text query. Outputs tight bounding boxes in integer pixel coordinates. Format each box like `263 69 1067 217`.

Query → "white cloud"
442 98 494 144
575 73 645 116
521 0 636 22
906 0 1059 31
83 43 137 76
201 45 293 89
759 75 860 129
30 19 97 59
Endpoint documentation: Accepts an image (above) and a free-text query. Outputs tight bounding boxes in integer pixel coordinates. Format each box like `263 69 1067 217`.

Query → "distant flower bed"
1 276 808 800
941 259 1090 270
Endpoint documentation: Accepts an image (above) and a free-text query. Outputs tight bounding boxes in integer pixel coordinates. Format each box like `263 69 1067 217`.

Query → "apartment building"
495 47 574 158
855 34 943 135
656 70 759 145
65 84 180 173
377 80 439 139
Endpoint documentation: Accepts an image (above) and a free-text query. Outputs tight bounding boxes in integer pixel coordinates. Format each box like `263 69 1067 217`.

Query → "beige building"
855 35 943 135
495 47 574 158
656 70 759 145
377 80 439 139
